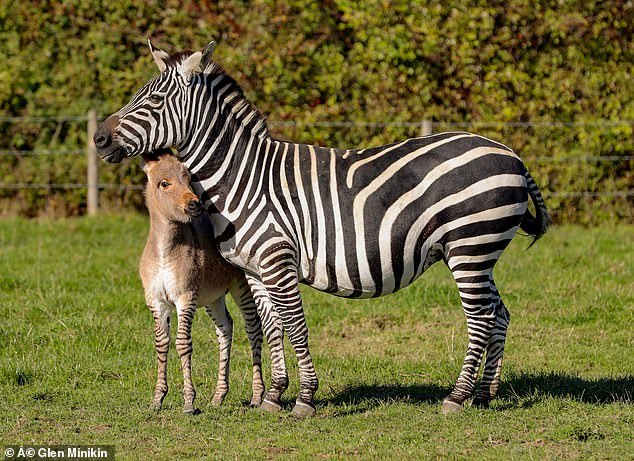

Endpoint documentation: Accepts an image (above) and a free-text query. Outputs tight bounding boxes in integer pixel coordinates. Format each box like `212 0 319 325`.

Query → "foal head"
143 150 202 223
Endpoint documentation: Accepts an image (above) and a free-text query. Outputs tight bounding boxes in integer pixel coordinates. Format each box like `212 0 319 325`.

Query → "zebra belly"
301 240 445 298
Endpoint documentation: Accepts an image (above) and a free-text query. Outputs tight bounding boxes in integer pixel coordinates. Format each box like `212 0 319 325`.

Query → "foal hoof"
441 399 464 415
291 400 316 419
259 398 282 413
250 396 263 408
150 401 162 411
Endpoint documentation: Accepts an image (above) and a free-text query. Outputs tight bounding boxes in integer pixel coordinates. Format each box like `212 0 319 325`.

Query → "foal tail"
520 170 552 247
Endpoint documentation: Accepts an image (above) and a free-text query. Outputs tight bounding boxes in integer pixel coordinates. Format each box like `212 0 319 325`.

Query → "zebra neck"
178 73 271 201
186 129 272 210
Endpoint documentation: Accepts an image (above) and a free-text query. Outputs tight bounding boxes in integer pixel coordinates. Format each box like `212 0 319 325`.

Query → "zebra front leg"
246 274 288 413
148 303 171 411
443 269 496 414
259 267 318 418
473 282 510 408
175 297 198 414
205 297 233 407
230 280 265 407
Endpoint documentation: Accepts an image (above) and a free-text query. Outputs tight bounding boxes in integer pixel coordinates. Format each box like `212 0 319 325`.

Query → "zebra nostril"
187 200 202 214
94 134 109 148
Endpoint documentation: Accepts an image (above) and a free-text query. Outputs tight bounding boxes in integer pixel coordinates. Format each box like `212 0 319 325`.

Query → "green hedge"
1 0 632 221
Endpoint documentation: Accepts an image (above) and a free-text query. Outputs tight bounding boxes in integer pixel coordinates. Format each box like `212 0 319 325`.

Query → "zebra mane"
163 50 197 68
163 51 270 139
205 63 270 138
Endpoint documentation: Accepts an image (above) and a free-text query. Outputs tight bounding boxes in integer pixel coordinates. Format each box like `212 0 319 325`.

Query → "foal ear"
141 153 161 172
148 39 170 72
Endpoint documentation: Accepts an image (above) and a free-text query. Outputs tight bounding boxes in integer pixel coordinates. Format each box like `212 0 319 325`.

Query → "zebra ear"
148 39 169 72
199 40 216 72
180 40 216 78
180 51 203 77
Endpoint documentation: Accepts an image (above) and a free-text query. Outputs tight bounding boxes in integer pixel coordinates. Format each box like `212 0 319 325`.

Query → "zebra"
94 40 551 417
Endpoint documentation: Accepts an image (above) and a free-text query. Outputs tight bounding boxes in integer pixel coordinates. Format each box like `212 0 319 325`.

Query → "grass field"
0 216 632 460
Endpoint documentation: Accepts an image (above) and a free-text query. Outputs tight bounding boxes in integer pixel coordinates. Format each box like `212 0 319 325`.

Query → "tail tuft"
520 170 551 247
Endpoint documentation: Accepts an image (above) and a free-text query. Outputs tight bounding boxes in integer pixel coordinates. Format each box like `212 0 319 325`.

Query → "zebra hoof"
291 400 316 419
441 399 464 415
259 398 282 413
183 405 201 415
472 397 491 409
250 396 263 408
211 395 226 407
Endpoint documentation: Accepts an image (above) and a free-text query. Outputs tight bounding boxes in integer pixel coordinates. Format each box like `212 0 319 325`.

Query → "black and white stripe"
96 41 551 415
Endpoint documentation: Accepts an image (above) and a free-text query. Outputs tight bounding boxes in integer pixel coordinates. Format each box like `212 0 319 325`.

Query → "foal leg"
205 297 233 407
148 301 171 410
473 277 510 408
230 279 265 407
174 296 198 414
246 274 289 413
443 266 495 414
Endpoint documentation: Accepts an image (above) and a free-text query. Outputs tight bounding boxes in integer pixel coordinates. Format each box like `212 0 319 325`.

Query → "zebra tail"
520 170 552 247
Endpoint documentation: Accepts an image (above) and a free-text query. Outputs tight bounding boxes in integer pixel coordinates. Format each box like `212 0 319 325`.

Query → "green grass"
0 216 632 460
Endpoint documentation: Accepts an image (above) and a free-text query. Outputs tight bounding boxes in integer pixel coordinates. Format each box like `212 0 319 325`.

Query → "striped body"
95 42 550 415
190 133 530 299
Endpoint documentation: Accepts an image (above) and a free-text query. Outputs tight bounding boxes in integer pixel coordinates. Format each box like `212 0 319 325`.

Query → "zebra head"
94 40 216 163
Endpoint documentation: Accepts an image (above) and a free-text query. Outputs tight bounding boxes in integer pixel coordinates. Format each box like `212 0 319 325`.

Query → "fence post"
87 109 98 216
420 119 433 137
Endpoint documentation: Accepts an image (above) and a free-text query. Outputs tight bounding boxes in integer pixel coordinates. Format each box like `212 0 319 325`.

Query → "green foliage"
0 217 633 458
0 0 632 220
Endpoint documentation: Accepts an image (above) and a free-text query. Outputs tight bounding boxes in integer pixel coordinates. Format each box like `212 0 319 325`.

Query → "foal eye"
159 180 170 189
149 94 163 104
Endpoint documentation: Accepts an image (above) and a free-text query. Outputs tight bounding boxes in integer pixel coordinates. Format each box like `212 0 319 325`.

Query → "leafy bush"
1 0 632 221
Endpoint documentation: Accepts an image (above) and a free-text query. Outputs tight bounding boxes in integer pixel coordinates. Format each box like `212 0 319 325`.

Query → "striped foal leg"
149 303 171 410
246 274 289 413
175 297 198 414
473 278 510 408
205 297 233 407
230 280 265 407
443 268 496 414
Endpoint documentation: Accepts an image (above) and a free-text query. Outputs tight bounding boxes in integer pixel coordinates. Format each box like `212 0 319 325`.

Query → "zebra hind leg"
472 278 510 408
443 267 496 414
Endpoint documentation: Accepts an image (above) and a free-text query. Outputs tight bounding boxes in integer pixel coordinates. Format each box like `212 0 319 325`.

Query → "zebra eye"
159 180 170 189
149 94 163 104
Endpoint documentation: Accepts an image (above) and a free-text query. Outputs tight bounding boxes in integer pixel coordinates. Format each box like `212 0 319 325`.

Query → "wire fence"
1 114 633 215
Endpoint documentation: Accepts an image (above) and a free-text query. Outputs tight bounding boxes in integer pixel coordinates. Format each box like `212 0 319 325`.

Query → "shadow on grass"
500 372 634 408
321 382 450 415
322 372 633 413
